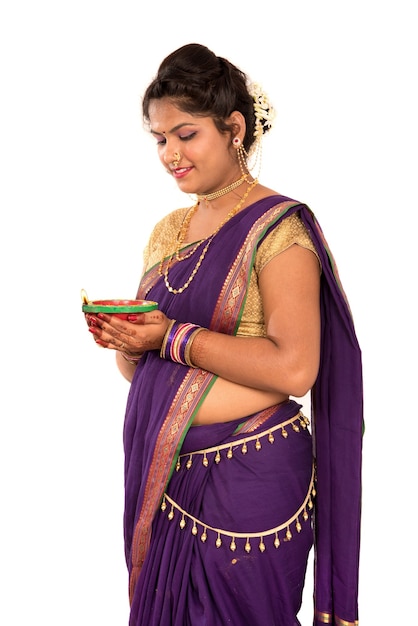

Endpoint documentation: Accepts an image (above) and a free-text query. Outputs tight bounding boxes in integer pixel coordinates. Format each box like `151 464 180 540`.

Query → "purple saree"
123 196 363 626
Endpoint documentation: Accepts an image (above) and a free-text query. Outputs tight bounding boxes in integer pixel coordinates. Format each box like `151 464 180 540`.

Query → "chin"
175 179 198 196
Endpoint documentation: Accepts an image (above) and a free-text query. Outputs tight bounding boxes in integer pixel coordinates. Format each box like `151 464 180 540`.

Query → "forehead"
148 99 214 134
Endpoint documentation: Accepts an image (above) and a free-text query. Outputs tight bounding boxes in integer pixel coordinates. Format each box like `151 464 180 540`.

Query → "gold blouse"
143 208 319 338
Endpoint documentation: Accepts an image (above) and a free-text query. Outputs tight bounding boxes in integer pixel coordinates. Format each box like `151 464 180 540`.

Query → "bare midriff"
192 376 289 426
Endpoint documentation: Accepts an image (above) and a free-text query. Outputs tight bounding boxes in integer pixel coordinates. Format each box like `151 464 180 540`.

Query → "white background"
1 1 416 624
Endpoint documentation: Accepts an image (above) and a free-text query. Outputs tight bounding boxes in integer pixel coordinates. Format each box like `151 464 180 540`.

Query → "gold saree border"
129 367 215 602
315 609 359 625
211 200 300 334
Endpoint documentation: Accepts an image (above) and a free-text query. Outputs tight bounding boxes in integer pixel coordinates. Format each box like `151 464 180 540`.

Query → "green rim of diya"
80 289 158 313
82 301 158 314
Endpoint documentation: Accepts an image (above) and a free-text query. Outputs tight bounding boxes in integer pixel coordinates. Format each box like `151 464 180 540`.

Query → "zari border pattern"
210 200 300 334
129 367 215 602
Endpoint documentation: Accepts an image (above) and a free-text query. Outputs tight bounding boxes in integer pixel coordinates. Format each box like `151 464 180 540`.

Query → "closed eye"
179 132 196 141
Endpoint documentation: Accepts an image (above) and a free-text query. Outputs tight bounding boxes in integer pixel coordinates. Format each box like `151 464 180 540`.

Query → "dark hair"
142 43 269 153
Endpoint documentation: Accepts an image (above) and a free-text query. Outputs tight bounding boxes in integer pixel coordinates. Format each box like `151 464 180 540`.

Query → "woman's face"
147 98 243 196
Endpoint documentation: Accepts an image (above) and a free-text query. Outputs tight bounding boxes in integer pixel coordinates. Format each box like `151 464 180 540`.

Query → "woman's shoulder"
255 208 321 273
249 183 282 203
143 206 190 271
147 206 190 245
152 206 189 232
249 184 304 210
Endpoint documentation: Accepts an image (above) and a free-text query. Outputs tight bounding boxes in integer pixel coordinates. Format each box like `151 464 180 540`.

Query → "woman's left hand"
86 309 171 355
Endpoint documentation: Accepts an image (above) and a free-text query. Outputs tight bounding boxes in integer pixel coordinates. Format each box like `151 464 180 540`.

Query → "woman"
86 43 363 626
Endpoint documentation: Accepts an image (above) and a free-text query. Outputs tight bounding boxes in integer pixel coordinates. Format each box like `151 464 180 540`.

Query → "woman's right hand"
85 310 172 356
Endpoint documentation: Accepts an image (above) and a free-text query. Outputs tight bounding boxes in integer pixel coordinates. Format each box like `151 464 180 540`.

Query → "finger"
97 312 145 332
85 313 98 327
89 323 144 353
103 310 166 327
97 313 167 342
102 331 128 350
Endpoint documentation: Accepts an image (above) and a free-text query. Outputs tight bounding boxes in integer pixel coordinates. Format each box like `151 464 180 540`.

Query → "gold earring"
236 144 249 177
172 152 181 167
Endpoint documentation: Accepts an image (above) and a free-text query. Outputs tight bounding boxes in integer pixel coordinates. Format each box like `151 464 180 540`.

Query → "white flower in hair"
249 83 276 139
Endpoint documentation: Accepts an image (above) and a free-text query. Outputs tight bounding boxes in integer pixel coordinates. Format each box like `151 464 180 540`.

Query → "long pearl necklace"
159 180 258 294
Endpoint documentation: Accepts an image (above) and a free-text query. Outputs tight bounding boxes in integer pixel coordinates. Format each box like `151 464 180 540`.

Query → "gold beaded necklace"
196 175 247 202
159 179 258 294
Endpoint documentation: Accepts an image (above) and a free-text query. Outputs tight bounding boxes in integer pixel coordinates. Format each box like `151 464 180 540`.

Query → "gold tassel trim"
161 463 315 552
175 411 310 471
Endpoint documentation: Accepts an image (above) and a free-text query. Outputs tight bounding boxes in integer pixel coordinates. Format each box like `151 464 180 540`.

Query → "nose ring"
172 152 181 167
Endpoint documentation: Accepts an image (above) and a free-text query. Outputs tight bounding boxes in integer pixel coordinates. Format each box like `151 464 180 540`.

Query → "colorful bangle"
121 352 143 366
160 320 204 367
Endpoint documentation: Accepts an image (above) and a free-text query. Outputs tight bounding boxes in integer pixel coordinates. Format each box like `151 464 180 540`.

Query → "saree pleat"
123 196 363 626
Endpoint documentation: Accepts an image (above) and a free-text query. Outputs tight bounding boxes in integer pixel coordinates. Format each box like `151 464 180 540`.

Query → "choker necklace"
159 179 258 294
196 175 248 202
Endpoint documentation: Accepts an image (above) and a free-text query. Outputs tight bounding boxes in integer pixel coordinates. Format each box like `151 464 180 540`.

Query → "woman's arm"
189 244 321 397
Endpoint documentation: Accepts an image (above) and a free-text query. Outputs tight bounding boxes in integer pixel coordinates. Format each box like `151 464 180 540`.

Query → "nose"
162 142 180 167
162 147 172 166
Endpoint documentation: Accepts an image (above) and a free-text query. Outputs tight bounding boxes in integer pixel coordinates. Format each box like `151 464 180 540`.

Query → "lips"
172 166 192 178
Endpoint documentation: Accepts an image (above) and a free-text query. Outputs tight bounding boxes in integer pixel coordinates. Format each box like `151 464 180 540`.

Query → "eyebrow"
150 122 199 137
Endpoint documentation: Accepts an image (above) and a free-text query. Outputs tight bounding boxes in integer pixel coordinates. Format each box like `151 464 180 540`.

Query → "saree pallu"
123 196 363 626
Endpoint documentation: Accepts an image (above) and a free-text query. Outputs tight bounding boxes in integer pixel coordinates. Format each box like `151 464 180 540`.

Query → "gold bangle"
184 327 206 367
160 319 176 359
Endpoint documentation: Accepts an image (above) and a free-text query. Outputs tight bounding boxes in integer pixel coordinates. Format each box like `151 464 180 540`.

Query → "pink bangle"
160 321 204 367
